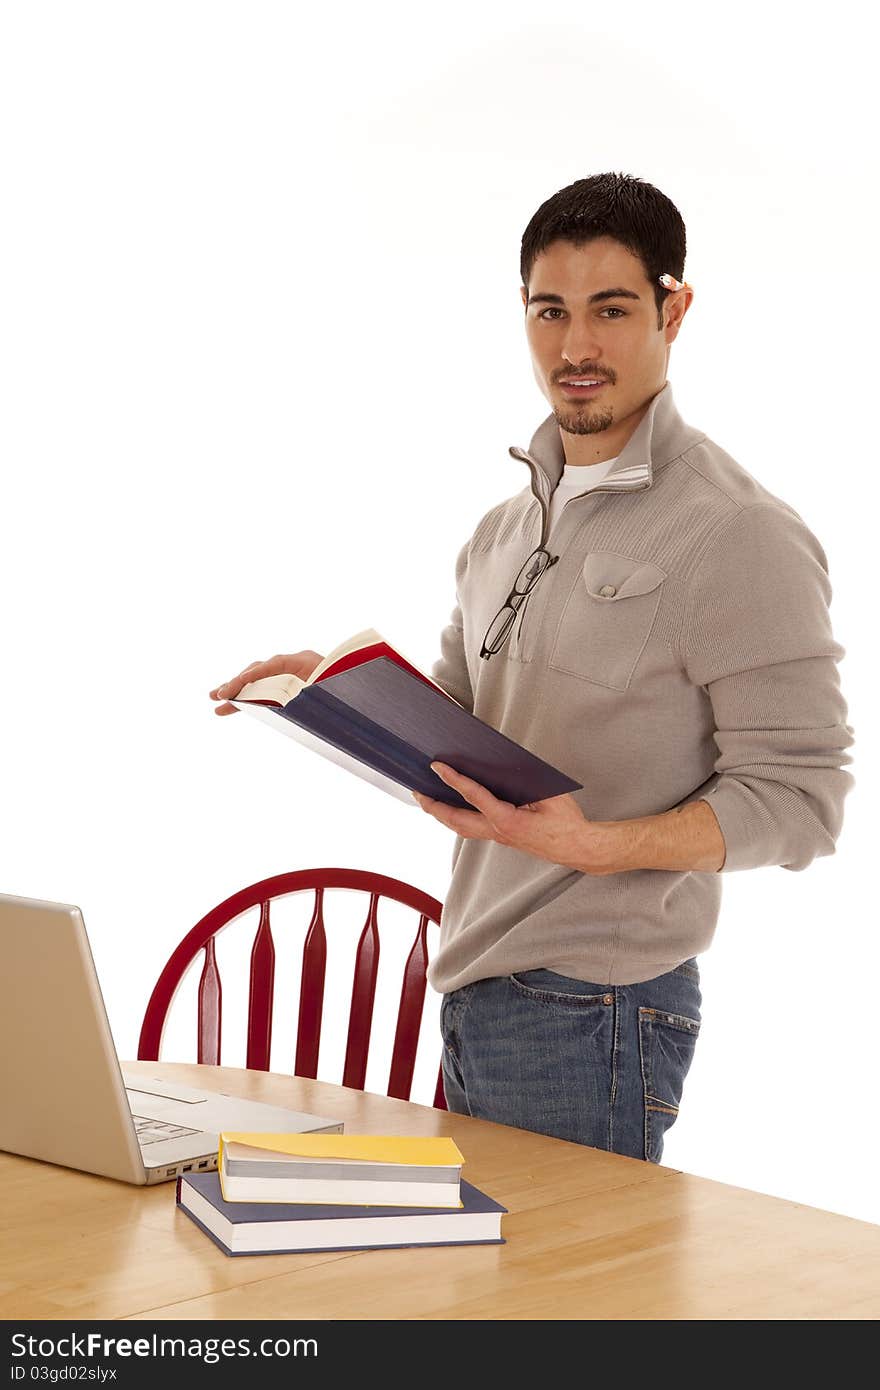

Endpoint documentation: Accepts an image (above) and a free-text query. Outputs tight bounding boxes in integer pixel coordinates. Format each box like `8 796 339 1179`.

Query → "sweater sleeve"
681 502 855 872
430 537 475 714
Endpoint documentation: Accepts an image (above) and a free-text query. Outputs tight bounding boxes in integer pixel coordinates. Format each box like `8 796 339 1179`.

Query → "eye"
536 306 627 320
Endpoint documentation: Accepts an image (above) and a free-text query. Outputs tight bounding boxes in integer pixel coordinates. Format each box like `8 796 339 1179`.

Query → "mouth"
557 378 609 398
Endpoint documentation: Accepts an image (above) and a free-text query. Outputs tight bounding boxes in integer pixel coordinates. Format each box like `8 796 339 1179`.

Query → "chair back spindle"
342 893 381 1091
196 936 222 1066
246 901 275 1071
295 887 328 1078
388 913 430 1102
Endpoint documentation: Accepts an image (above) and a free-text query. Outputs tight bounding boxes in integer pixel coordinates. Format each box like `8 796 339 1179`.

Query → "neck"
558 387 660 467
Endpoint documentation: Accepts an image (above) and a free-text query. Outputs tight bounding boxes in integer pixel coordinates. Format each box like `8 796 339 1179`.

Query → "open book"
229 627 582 809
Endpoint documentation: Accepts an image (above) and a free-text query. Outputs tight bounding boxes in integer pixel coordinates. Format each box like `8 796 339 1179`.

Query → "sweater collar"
508 380 705 497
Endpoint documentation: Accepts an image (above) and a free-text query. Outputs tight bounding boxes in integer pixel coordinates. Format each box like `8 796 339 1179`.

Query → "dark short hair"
520 172 687 327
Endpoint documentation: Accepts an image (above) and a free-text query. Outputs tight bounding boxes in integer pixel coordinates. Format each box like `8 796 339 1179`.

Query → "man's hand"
209 650 325 715
412 761 614 875
413 762 727 875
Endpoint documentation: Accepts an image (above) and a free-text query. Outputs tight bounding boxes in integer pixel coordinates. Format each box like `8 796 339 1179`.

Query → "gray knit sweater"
427 380 855 991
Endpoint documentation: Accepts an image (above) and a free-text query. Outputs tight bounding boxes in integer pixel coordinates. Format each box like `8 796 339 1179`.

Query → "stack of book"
176 1132 508 1257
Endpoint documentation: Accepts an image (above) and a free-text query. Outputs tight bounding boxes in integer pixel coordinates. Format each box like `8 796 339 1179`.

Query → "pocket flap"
582 551 667 601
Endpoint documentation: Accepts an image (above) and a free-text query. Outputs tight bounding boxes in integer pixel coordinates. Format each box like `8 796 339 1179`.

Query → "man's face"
520 235 689 439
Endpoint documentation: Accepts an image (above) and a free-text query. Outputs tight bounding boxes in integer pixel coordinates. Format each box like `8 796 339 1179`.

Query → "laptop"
0 892 344 1185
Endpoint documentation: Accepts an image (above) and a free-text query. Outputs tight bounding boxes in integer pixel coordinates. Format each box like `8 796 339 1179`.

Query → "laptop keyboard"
132 1114 202 1146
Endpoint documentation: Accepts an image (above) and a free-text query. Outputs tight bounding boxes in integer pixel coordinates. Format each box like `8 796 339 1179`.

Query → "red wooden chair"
137 867 447 1109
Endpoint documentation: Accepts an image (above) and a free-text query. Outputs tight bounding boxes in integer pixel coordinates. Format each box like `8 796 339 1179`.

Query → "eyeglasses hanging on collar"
480 547 559 660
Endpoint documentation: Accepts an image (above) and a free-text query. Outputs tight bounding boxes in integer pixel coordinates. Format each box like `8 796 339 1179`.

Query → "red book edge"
241 641 461 709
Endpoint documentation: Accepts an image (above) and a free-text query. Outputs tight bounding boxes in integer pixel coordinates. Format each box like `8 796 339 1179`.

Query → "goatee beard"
554 405 614 436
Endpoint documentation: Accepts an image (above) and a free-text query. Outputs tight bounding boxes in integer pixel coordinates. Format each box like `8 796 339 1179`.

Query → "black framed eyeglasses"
480 547 559 659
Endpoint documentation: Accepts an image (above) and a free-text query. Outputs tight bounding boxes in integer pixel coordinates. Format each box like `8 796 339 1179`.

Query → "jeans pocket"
508 970 614 1008
638 1005 701 1164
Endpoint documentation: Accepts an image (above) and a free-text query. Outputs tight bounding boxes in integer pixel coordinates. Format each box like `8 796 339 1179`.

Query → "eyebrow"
526 287 642 307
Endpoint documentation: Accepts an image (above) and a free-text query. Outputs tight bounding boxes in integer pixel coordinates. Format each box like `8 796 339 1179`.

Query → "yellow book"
218 1133 465 1207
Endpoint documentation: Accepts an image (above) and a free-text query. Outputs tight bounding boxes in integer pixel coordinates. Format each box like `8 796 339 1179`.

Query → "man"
210 173 854 1164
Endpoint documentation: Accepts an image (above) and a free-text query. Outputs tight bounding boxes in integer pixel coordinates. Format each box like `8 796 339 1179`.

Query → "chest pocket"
548 550 667 690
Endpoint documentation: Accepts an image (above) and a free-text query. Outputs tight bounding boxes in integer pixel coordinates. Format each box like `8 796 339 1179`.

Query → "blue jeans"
440 959 701 1164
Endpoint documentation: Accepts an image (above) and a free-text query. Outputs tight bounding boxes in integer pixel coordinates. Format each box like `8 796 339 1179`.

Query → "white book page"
236 671 306 704
305 628 387 684
226 1144 380 1168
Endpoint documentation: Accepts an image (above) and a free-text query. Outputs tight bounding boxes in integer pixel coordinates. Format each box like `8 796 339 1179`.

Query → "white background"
1 1 876 1224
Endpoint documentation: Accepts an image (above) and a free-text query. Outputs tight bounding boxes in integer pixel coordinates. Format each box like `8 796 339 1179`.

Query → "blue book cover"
177 1171 508 1257
251 654 582 811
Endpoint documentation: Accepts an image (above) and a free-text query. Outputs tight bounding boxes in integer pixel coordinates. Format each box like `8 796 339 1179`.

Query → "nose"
560 318 604 371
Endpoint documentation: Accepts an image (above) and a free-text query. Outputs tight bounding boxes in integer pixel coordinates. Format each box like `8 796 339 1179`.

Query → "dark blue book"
230 628 582 811
176 1170 508 1256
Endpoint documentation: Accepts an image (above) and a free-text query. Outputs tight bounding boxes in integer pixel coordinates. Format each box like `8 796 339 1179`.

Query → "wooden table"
2 1061 879 1321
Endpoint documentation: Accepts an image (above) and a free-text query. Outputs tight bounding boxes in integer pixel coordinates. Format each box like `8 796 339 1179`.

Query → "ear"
520 285 528 309
664 287 694 343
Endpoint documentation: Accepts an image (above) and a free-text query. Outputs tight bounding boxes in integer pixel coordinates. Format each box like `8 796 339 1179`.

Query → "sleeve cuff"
697 784 776 873
697 781 811 873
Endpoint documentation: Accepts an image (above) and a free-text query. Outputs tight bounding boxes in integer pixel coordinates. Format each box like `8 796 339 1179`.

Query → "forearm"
580 797 727 874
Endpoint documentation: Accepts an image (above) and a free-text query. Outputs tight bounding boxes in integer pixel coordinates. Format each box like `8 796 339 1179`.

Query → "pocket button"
599 585 617 597
603 994 614 1004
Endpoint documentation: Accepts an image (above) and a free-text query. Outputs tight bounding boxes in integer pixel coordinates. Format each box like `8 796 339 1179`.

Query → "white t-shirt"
546 457 619 539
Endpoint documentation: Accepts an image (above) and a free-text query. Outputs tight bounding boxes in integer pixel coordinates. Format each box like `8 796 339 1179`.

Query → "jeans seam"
639 1009 651 1162
608 987 620 1152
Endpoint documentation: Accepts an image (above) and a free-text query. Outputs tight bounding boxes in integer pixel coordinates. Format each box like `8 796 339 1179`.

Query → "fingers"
210 651 325 717
431 762 500 813
209 659 280 708
210 652 323 701
210 660 265 700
